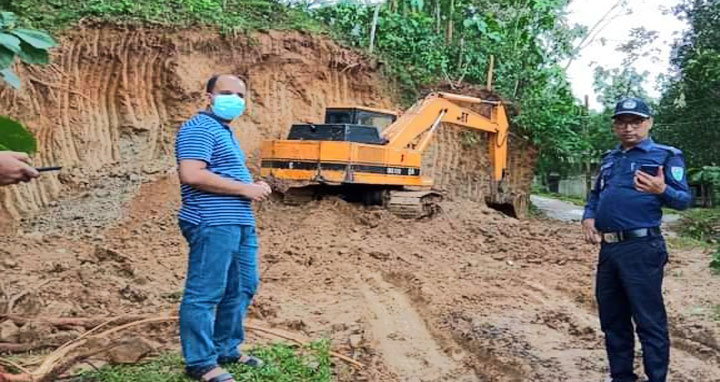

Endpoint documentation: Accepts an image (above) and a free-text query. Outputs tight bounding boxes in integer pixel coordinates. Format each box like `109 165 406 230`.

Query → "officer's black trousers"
596 235 669 382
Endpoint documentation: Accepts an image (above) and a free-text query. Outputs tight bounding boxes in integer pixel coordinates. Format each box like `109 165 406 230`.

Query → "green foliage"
0 11 57 88
460 130 481 147
666 235 711 251
592 66 650 109
655 0 720 169
711 247 720 273
0 115 36 153
551 28 660 179
676 207 720 272
678 208 720 243
528 200 546 218
712 304 720 320
73 341 332 382
688 166 720 205
6 0 324 34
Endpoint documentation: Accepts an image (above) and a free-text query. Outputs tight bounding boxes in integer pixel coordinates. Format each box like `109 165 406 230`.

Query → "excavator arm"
382 92 509 181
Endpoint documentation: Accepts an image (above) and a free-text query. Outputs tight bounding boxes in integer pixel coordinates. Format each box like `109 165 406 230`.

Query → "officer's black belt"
601 227 662 243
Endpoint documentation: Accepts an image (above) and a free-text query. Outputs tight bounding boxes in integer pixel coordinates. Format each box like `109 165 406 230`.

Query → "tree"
592 66 650 108
655 0 720 168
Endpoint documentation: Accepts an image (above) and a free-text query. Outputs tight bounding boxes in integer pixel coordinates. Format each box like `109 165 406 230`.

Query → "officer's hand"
582 218 601 245
634 166 667 195
0 151 40 186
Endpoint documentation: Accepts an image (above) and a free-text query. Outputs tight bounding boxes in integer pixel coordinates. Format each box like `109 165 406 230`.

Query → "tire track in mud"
358 272 476 382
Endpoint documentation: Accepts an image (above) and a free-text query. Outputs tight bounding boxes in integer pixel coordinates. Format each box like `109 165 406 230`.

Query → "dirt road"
530 195 585 222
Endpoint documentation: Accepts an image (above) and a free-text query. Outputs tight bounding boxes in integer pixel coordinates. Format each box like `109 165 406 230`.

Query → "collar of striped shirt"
200 110 231 129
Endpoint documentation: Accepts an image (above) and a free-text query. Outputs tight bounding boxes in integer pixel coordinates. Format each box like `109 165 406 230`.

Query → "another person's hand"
582 218 601 245
635 166 666 194
0 151 39 186
243 183 272 201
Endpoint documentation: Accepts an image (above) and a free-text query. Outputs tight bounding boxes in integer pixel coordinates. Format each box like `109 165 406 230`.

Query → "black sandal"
186 365 236 382
218 354 264 368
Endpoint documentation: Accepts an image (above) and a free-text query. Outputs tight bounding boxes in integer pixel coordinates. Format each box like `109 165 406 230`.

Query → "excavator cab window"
356 111 395 130
287 124 386 145
325 109 354 124
325 108 396 130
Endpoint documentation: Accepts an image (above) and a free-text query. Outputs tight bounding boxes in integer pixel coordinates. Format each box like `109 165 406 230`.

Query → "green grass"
671 207 720 273
6 0 326 33
711 247 720 274
677 208 720 242
666 235 712 250
527 201 546 218
713 305 720 321
72 341 332 382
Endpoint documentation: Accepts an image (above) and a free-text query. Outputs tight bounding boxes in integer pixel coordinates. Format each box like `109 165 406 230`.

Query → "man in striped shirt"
175 74 271 382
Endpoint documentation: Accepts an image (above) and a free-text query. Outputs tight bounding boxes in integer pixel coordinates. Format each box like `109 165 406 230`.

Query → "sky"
565 0 688 110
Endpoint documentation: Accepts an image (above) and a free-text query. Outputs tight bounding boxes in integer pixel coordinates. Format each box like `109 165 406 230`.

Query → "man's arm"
179 160 270 200
583 171 601 221
581 172 602 244
660 154 692 210
176 125 270 200
0 151 39 185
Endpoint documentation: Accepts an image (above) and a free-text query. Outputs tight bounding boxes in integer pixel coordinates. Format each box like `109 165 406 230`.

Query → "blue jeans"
179 221 260 370
596 236 669 382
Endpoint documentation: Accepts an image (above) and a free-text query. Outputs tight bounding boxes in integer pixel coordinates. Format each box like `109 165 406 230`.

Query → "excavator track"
385 190 443 219
282 187 317 205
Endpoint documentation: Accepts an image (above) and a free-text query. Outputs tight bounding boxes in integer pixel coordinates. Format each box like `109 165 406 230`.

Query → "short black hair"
206 75 220 94
205 74 248 94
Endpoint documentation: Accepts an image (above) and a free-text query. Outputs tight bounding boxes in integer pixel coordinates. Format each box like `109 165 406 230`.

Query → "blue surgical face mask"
211 94 246 121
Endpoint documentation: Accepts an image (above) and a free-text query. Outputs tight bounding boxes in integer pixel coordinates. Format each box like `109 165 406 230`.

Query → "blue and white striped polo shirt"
175 112 255 226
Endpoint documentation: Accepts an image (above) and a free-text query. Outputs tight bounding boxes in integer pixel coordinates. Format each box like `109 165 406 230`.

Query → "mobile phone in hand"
639 164 659 176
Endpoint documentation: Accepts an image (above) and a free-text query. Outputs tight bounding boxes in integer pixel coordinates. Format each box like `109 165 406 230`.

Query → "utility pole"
584 95 592 198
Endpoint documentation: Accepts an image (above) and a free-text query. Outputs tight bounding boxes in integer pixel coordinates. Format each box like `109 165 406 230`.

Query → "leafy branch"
0 11 57 89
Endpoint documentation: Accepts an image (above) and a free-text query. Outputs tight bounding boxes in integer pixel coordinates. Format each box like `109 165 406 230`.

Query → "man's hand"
0 151 39 186
255 180 272 195
243 183 272 201
582 218 601 245
635 166 666 194
179 160 272 200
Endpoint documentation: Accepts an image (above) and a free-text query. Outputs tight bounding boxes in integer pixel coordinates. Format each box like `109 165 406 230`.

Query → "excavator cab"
286 107 396 145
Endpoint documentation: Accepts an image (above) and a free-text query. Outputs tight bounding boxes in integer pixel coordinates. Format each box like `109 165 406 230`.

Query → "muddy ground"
1 175 719 381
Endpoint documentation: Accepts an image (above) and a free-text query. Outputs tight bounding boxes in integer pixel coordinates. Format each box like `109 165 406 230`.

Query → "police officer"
582 97 691 382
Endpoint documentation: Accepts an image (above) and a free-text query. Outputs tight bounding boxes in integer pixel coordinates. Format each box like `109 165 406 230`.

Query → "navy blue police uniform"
583 98 692 382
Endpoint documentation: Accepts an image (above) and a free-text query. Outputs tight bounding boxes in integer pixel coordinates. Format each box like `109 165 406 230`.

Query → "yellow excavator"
260 92 523 218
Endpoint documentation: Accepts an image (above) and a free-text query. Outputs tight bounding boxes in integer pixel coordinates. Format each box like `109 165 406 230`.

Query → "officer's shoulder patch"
671 166 684 181
653 144 682 156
